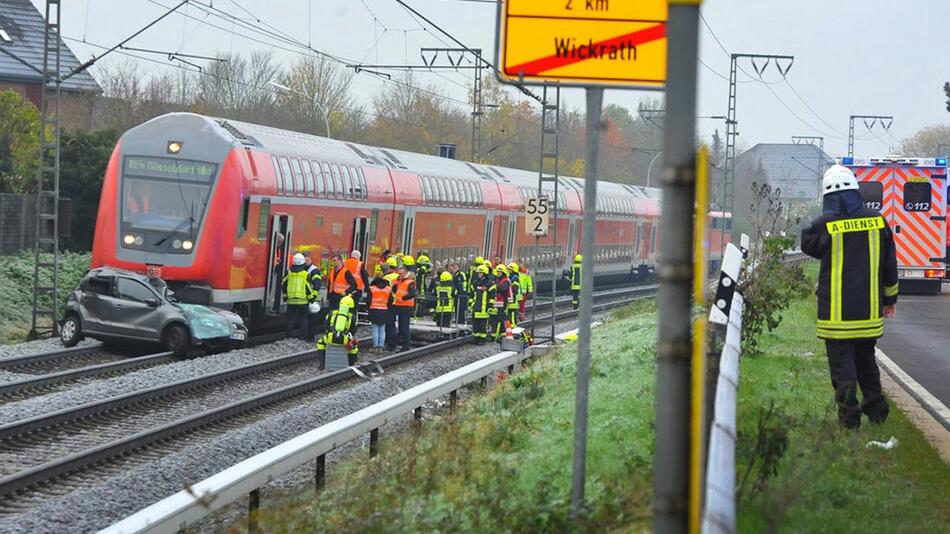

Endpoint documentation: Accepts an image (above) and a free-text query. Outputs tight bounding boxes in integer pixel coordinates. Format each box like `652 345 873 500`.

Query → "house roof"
0 0 100 91
736 143 834 199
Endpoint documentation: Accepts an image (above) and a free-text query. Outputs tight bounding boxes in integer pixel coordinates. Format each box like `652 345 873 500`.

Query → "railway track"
0 284 655 510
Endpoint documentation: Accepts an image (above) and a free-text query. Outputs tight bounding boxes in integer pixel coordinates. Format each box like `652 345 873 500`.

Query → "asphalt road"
877 283 950 406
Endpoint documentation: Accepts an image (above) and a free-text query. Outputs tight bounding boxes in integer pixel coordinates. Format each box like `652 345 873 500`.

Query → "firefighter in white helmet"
801 164 899 428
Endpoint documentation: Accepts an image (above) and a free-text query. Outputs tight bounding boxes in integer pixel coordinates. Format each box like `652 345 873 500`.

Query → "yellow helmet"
574 254 583 262
418 254 430 264
440 271 453 282
495 264 508 275
402 255 415 266
508 262 519 273
386 257 398 267
475 256 484 265
477 264 490 274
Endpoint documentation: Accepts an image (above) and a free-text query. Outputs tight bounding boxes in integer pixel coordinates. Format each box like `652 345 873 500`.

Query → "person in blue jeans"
367 274 394 354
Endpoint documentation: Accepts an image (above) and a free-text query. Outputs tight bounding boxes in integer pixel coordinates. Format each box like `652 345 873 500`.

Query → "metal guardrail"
701 291 745 534
100 348 535 534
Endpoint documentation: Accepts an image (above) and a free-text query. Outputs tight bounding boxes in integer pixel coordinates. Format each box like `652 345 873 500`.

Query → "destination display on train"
496 0 668 88
123 156 218 182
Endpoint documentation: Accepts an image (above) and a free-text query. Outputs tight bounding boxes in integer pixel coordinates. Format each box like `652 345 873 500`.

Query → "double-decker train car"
91 113 709 327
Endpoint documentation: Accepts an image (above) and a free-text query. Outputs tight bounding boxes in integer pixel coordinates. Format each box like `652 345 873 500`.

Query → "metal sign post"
655 2 702 533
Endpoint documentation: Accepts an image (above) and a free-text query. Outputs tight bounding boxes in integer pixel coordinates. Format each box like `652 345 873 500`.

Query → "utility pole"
532 85 560 347
655 2 702 532
848 115 893 157
29 0 62 339
352 48 488 161
722 53 793 249
792 135 825 198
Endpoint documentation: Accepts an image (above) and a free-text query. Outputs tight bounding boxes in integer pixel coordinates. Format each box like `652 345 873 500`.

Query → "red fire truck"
843 156 947 294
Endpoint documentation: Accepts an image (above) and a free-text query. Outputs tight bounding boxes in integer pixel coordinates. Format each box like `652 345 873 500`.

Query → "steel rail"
0 344 105 371
0 352 175 399
0 286 656 499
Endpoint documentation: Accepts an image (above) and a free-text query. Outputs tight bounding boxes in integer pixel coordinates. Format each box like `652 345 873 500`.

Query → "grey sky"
40 0 950 157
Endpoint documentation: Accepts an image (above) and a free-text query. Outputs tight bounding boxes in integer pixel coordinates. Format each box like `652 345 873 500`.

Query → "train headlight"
123 234 135 245
133 236 144 246
172 239 182 249
167 141 183 154
182 240 194 251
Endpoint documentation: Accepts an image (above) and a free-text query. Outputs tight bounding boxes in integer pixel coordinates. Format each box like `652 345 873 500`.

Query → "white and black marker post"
571 87 603 517
655 2 703 532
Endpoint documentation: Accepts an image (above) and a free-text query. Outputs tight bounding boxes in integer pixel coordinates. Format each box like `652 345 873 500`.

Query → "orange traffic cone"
505 320 513 339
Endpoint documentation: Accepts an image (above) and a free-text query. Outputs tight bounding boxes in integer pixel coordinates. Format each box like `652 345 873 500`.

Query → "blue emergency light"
841 156 854 165
936 158 947 166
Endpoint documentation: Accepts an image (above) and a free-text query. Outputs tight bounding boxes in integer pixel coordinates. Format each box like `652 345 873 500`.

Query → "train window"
369 208 379 240
302 160 314 197
278 157 293 196
290 158 305 196
634 224 642 259
341 166 354 200
450 180 460 206
650 225 657 254
271 156 282 195
419 176 432 204
357 168 368 200
237 197 250 238
331 164 344 200
436 177 447 206
311 161 325 198
321 162 334 198
903 182 931 212
257 199 271 241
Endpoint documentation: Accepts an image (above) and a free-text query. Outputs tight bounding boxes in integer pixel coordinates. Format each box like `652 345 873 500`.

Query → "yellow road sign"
496 0 668 88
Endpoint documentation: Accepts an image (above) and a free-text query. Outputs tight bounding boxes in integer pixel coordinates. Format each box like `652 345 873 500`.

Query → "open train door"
264 214 292 316
351 216 369 259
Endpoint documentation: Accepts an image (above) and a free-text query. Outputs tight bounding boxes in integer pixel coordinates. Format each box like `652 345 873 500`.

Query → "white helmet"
308 301 321 314
822 165 859 196
293 253 306 266
351 250 362 259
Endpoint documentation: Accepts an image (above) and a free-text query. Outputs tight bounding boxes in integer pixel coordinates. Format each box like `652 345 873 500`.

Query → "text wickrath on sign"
496 0 668 88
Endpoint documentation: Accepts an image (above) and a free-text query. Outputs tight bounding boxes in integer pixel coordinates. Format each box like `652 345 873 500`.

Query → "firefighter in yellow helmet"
490 263 511 340
568 254 582 310
801 164 898 428
470 264 493 343
506 261 521 327
433 270 455 334
316 293 359 368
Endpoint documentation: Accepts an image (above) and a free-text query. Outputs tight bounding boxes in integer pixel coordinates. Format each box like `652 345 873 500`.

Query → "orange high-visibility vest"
333 268 354 295
392 277 415 307
344 257 365 291
369 285 391 310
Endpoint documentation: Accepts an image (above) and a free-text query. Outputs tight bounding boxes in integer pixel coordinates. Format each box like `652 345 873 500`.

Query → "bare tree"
197 50 281 124
276 55 364 138
900 123 950 156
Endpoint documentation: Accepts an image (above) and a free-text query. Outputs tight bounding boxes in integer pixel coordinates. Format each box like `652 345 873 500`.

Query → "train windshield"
120 156 218 232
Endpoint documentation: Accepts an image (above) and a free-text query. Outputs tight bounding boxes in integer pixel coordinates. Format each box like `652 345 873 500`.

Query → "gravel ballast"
0 308 621 533
0 339 97 361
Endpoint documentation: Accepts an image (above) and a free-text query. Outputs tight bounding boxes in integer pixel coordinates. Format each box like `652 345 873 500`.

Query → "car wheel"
163 324 191 356
60 315 82 347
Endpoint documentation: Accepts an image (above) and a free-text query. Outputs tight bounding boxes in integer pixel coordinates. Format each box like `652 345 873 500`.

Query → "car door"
77 275 114 334
112 277 163 340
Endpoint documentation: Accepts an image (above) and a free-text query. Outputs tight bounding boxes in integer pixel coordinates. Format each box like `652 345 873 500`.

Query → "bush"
0 251 91 343
739 182 810 355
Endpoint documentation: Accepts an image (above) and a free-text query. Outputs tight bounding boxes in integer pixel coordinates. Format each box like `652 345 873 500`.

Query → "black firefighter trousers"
825 339 889 428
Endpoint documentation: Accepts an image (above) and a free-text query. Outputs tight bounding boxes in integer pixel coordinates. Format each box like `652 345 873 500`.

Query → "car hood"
175 303 244 340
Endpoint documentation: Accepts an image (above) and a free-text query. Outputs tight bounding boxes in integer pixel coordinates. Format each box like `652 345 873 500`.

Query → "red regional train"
91 113 729 326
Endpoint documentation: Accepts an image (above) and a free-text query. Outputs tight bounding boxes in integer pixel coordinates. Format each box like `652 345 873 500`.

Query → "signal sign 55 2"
525 196 550 236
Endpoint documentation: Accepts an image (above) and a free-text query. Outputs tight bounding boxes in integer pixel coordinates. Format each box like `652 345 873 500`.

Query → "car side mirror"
145 298 160 308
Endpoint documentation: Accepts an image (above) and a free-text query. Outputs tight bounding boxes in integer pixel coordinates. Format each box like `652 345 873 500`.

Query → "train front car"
92 113 247 309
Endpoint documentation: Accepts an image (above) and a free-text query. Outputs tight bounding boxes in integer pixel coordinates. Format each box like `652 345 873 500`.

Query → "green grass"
736 285 950 533
248 273 949 533
0 251 91 343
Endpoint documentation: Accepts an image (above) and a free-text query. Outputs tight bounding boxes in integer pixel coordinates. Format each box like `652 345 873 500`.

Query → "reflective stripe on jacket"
801 210 899 340
282 269 313 305
434 283 454 313
570 262 582 290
